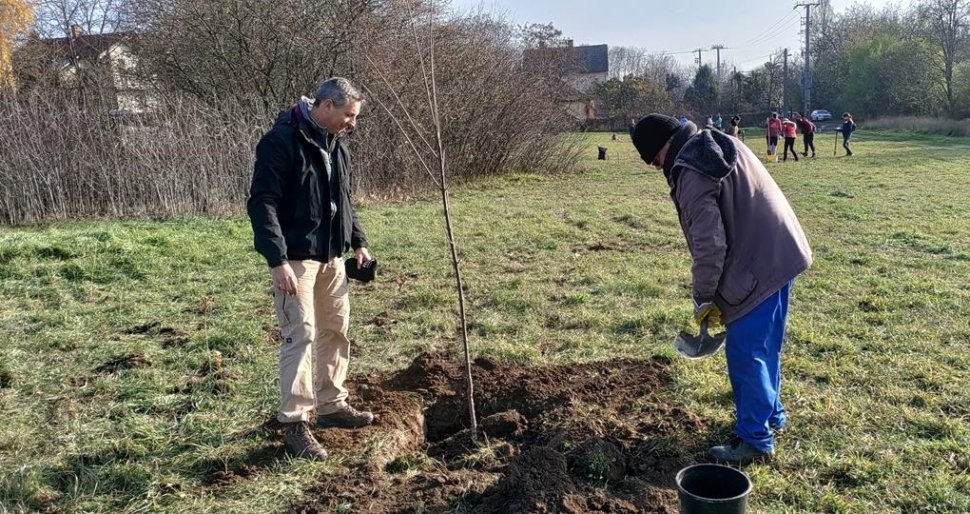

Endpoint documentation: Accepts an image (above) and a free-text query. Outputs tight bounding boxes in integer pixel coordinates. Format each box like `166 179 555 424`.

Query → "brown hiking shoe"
283 421 328 461
316 405 375 429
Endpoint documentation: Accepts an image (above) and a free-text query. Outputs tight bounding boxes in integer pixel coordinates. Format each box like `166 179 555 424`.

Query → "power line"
661 11 799 57
734 52 775 67
650 10 798 72
736 17 801 49
741 11 799 45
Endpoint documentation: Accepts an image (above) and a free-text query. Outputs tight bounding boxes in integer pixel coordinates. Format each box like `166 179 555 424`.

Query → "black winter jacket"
840 118 856 136
247 105 367 268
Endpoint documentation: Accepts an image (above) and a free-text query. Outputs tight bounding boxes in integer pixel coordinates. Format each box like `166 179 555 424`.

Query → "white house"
21 25 156 114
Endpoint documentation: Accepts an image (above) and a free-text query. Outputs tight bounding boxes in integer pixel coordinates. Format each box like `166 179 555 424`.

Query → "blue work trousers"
724 281 792 452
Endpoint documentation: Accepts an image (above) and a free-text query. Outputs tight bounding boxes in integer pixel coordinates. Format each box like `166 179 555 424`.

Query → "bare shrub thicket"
1 0 582 224
133 0 583 194
354 9 582 195
129 0 374 114
0 92 262 224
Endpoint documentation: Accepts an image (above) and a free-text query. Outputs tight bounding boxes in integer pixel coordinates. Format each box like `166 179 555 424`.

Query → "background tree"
592 75 672 120
952 60 970 117
609 46 682 84
798 0 970 117
738 67 770 112
684 64 718 115
130 0 374 114
844 33 944 117
664 72 681 93
31 0 132 38
608 45 648 79
915 0 970 114
609 47 681 89
518 21 567 48
0 0 34 87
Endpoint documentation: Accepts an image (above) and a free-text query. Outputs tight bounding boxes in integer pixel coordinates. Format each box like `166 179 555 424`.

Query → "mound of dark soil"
288 352 712 514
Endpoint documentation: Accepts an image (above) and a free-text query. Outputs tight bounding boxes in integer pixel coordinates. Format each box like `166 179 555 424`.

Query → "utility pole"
711 44 726 78
796 2 821 115
694 48 704 67
781 48 788 113
782 48 789 115
733 65 740 112
765 58 775 112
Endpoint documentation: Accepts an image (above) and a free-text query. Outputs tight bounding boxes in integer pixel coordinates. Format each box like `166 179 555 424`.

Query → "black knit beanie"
632 114 681 164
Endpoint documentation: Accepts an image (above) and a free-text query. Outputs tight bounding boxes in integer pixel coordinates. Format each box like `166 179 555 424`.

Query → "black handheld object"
346 259 378 283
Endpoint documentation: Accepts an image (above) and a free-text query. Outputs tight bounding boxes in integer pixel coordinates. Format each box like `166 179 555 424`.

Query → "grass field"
1 128 969 513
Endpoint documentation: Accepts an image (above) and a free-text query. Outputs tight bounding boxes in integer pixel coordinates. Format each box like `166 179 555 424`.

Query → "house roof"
523 43 609 75
573 44 608 74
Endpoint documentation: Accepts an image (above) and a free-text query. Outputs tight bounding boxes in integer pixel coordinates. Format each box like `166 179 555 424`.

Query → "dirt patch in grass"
289 352 708 513
122 322 190 348
93 353 152 374
124 322 162 334
587 241 629 252
160 330 190 349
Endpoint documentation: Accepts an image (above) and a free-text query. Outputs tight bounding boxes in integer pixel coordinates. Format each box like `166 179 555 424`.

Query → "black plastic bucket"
676 463 752 514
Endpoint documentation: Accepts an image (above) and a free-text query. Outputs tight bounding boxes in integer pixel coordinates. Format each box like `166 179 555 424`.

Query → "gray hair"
313 77 365 107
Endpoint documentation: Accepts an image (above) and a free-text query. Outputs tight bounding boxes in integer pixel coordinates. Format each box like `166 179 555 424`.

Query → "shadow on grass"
39 423 288 510
44 452 155 511
196 444 287 489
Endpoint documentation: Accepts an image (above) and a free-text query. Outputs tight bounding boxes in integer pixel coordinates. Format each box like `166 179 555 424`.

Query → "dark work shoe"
709 436 774 464
283 422 328 461
317 405 375 429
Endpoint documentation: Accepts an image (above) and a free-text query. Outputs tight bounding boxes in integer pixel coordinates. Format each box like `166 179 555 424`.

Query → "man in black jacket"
247 77 374 461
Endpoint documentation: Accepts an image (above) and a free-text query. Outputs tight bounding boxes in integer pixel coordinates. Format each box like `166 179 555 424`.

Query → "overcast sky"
448 0 906 72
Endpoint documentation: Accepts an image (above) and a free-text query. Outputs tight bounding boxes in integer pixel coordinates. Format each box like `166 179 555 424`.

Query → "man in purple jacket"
631 114 813 463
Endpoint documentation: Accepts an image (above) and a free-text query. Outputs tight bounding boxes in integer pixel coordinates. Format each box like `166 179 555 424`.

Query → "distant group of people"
668 112 749 142
765 112 812 162
765 111 857 161
637 113 746 141
697 113 745 139
629 110 857 163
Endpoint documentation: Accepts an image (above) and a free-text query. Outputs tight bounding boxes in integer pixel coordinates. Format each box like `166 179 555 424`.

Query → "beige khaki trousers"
274 257 351 423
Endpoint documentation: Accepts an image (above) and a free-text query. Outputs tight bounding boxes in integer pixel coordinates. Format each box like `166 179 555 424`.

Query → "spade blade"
673 330 726 360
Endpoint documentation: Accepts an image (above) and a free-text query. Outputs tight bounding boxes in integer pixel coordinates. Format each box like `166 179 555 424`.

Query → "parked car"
810 109 832 121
